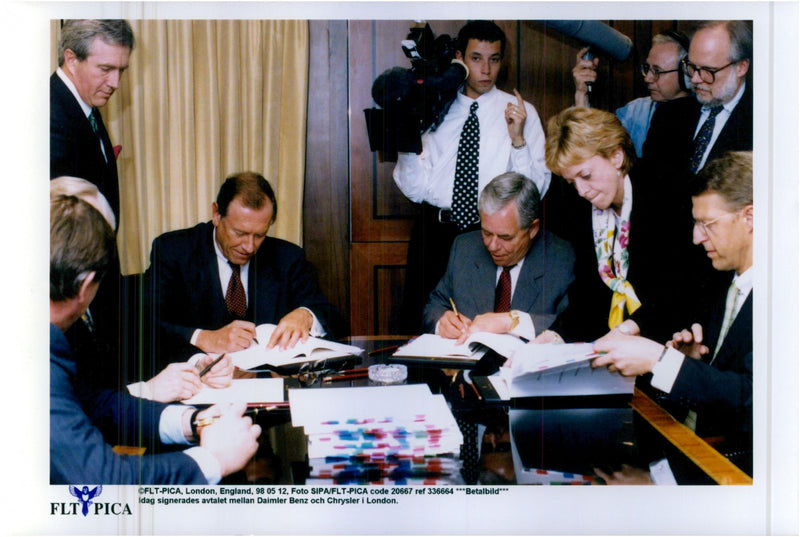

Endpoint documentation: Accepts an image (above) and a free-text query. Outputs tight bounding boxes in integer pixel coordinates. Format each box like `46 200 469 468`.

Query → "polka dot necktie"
689 105 723 173
494 266 514 313
452 102 480 230
225 262 247 318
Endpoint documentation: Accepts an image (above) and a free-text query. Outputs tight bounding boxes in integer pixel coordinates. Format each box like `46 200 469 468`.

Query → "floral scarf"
591 174 641 329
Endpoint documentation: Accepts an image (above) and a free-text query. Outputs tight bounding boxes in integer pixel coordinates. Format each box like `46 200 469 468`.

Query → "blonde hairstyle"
50 176 116 230
545 107 636 177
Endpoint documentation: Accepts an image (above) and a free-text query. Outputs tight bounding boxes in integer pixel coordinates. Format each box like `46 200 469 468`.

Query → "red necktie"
225 262 247 318
494 266 513 313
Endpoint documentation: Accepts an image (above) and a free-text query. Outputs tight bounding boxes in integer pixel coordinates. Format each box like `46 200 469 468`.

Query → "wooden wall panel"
304 20 351 320
350 242 409 335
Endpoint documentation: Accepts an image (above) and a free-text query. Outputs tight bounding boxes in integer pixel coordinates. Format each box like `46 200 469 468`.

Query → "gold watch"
508 310 519 331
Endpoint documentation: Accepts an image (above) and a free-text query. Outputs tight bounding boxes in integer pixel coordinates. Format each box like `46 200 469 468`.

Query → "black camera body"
365 23 468 161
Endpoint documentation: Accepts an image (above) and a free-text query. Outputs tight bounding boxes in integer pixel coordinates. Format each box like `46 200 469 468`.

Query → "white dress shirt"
393 86 550 207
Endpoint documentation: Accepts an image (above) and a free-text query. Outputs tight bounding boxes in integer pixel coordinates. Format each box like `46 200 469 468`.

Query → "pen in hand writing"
449 297 460 319
198 353 226 377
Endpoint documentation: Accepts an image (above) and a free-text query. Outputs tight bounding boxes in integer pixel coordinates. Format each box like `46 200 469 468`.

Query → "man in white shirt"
592 151 753 476
394 20 550 333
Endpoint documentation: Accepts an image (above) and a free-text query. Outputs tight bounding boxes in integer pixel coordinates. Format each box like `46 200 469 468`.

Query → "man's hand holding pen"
439 310 472 341
191 402 262 478
195 353 234 389
196 320 259 353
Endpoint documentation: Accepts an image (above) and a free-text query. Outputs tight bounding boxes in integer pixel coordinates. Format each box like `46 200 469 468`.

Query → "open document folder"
488 343 635 399
392 332 527 363
228 324 363 370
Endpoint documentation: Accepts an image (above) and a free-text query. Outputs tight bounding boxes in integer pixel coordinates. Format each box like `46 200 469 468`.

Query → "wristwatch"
508 310 519 332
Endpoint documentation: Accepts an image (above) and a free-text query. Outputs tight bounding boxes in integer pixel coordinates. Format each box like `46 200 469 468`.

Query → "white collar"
56 67 93 118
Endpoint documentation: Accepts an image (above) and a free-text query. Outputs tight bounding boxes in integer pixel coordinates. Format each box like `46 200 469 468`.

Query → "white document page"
181 378 285 405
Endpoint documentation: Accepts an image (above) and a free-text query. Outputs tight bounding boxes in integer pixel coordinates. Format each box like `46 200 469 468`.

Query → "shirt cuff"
650 347 685 393
183 447 222 485
190 329 201 346
301 307 326 338
509 311 535 341
649 458 678 485
126 381 153 400
160 405 194 445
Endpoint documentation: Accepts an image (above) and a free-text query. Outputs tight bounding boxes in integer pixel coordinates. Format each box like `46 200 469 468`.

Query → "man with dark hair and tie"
147 172 344 368
592 151 753 476
50 19 134 220
642 20 752 176
393 20 550 334
422 172 574 343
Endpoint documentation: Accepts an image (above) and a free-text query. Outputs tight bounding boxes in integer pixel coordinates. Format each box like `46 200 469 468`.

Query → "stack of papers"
488 343 635 399
290 384 463 485
228 324 363 370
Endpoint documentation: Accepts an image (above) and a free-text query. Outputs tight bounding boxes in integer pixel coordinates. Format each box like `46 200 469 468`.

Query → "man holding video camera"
393 20 550 334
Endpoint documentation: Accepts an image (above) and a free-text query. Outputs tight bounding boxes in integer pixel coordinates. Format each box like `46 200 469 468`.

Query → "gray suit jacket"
422 230 575 335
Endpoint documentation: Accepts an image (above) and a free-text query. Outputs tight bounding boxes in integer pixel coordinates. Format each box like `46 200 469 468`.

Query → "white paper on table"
181 378 284 405
392 332 526 360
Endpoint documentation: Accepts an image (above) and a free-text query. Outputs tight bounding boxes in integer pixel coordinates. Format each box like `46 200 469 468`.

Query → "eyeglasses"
693 211 738 235
681 57 738 84
640 63 679 80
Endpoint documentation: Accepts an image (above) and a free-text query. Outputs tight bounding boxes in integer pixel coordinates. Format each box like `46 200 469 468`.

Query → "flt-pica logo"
50 485 131 516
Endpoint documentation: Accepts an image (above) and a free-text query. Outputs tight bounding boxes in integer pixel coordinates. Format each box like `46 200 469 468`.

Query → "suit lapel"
248 242 280 323
712 292 752 365
470 251 497 315
511 236 544 312
199 225 229 326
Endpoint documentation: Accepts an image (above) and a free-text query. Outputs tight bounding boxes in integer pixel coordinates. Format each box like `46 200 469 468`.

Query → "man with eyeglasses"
592 151 753 478
642 21 752 176
572 31 692 157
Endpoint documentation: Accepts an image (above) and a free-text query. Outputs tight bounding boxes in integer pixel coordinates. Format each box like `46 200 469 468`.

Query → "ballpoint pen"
198 353 226 377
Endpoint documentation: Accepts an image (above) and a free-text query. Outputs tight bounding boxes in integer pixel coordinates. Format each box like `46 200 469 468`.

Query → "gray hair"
58 19 135 66
695 20 752 63
50 176 116 230
479 172 541 229
691 151 752 210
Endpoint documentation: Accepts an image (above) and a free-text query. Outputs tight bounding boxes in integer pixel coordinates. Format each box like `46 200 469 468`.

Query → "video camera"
364 22 468 161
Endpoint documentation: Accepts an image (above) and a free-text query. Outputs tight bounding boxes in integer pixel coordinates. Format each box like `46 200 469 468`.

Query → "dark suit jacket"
668 288 753 439
50 324 206 484
548 167 714 344
50 72 120 219
641 83 753 179
422 230 575 335
147 221 345 366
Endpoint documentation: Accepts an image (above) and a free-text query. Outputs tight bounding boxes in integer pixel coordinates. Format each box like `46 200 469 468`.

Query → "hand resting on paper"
592 331 665 376
195 320 258 353
457 312 517 345
267 308 314 350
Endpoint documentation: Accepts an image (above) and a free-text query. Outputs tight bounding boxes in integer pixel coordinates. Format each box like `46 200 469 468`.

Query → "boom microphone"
541 20 633 61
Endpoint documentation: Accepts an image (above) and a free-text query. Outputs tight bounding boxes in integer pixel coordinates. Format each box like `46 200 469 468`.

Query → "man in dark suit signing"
423 172 575 343
50 19 134 220
147 172 344 366
50 194 260 484
592 151 753 476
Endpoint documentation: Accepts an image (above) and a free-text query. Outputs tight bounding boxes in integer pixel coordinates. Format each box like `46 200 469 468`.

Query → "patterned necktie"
494 266 513 313
88 109 100 134
711 281 741 363
689 105 723 173
452 101 480 230
225 262 247 318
